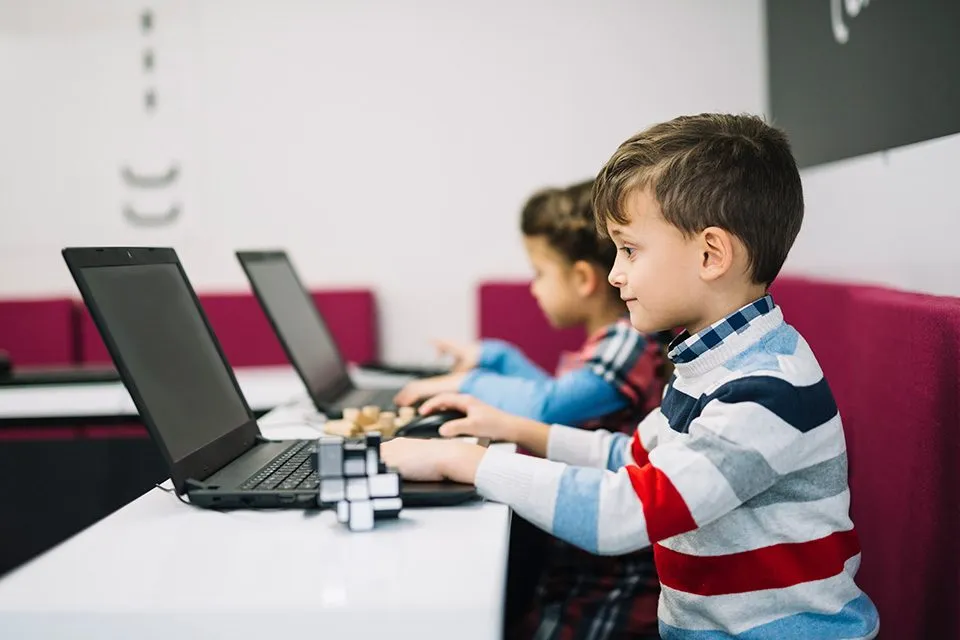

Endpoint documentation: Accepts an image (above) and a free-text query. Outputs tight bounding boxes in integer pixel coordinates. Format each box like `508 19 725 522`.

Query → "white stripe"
774 337 825 385
658 490 855 556
694 400 846 475
474 449 563 533
596 467 650 554
658 554 866 635
671 364 737 398
795 413 849 467
547 424 618 469
715 338 825 388
648 440 741 529
671 334 824 398
638 408 667 452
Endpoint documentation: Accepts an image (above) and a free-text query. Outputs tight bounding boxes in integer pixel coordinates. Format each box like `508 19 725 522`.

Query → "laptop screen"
82 263 252 465
241 256 349 401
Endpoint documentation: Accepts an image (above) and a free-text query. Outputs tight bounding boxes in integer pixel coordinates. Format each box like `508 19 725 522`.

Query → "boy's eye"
619 246 635 257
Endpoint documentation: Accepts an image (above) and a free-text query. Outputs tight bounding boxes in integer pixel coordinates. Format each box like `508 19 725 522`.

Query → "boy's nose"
608 268 625 287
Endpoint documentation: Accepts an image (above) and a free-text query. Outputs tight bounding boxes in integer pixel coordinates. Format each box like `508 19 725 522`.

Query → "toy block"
323 419 360 438
368 472 400 498
315 436 345 478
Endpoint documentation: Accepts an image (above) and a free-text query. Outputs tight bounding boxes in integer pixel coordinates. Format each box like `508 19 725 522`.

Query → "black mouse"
394 409 467 439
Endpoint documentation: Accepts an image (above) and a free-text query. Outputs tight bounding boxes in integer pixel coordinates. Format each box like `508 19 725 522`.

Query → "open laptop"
62 247 477 508
235 250 408 418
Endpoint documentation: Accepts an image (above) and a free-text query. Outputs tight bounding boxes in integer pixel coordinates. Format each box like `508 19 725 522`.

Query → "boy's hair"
593 113 804 286
521 181 617 272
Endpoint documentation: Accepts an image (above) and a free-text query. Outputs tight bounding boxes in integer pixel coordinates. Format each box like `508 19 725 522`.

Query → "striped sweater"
476 296 880 639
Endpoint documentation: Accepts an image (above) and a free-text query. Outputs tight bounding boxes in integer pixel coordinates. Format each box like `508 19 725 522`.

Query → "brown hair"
521 180 617 271
593 113 804 286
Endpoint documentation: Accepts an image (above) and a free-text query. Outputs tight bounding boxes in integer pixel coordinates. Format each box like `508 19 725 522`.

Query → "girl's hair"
520 180 617 270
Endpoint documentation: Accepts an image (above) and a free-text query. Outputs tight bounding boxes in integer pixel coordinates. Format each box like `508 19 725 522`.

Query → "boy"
383 113 880 639
396 181 667 637
395 181 667 432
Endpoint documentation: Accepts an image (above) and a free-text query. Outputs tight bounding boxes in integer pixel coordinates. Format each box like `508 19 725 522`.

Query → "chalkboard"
767 0 960 167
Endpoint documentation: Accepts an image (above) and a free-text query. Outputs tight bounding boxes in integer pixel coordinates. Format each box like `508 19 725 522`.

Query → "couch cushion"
477 281 584 373
842 286 960 640
0 298 76 366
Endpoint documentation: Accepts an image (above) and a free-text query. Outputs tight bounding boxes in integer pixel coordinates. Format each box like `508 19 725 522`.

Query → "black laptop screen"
82 263 251 464
244 258 348 400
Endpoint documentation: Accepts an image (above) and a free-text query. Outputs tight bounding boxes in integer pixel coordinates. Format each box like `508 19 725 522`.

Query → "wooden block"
376 412 397 437
356 405 379 428
324 419 360 437
398 406 416 421
342 407 360 424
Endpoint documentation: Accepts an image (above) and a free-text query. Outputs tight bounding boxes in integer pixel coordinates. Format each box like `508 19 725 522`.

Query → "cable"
155 483 199 508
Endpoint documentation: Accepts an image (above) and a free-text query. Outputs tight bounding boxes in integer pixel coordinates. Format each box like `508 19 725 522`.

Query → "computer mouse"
393 409 467 439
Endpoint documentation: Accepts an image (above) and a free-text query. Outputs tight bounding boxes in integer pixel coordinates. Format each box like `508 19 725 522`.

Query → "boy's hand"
380 438 486 485
418 393 518 441
433 339 481 373
393 373 466 407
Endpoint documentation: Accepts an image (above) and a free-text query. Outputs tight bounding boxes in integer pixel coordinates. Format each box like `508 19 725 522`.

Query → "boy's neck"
686 284 769 335
583 299 626 336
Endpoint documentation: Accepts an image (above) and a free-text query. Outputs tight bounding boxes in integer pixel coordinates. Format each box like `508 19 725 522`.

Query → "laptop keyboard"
239 441 318 491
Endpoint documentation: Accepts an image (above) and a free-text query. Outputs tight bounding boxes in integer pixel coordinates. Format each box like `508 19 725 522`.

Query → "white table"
0 366 305 422
0 365 409 424
0 399 513 639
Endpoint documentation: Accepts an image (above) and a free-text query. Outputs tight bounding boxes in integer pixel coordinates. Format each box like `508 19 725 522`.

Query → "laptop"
62 247 477 508
235 250 407 418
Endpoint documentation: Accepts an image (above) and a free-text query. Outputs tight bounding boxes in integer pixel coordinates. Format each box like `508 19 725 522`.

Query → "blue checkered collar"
668 294 777 365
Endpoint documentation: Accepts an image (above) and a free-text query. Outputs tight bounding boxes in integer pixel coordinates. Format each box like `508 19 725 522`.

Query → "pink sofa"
0 298 76 365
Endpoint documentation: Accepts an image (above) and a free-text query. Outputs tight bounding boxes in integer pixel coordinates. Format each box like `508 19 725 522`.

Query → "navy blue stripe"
661 376 838 434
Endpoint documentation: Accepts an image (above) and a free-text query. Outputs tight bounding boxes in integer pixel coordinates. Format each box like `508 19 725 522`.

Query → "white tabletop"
0 403 512 639
0 366 407 423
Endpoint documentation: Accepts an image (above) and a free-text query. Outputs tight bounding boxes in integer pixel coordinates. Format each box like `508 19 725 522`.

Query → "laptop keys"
239 441 317 491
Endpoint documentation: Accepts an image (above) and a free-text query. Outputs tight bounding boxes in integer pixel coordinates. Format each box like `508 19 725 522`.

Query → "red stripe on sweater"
654 528 862 596
630 432 650 466
626 463 697 542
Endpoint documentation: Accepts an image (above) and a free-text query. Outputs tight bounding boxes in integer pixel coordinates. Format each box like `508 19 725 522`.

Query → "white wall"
0 0 765 361
785 133 960 298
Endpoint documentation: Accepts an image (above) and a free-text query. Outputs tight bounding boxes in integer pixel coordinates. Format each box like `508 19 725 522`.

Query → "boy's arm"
459 368 629 424
475 340 550 380
542 405 663 469
452 390 829 555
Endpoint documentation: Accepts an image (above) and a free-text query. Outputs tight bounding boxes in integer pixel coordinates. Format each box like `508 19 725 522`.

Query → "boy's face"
523 235 584 329
607 188 703 333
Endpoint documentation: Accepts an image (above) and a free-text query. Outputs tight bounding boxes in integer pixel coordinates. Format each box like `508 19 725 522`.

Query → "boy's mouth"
621 297 637 304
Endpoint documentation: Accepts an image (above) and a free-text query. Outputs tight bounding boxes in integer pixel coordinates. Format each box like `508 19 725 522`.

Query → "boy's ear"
571 260 600 297
698 227 735 281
